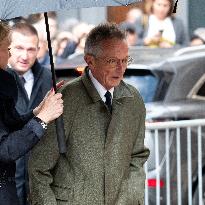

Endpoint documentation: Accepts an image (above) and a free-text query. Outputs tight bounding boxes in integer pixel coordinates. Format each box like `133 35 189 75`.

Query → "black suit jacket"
7 61 52 205
0 69 44 205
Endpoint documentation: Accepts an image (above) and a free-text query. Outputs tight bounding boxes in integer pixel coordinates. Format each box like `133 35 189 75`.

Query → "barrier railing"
144 119 205 205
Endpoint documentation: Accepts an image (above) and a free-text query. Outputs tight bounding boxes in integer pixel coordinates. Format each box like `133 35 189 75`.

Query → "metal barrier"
144 119 205 205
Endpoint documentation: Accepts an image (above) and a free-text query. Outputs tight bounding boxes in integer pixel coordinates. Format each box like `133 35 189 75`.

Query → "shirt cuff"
25 118 46 139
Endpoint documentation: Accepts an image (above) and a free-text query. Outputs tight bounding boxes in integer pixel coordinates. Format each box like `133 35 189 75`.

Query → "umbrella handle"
44 12 67 154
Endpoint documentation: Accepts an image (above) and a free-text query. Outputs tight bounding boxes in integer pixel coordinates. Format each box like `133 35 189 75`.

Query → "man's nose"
116 59 125 70
21 50 29 59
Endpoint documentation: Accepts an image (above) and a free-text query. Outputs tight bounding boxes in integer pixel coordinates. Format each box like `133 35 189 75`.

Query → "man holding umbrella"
7 22 53 205
0 21 63 205
29 22 149 205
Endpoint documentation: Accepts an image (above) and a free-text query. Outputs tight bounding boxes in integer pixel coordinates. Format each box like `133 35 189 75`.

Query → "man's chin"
16 66 30 73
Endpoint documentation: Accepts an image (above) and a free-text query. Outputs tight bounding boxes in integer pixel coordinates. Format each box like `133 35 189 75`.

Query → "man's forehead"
101 39 128 53
11 32 39 46
11 31 38 41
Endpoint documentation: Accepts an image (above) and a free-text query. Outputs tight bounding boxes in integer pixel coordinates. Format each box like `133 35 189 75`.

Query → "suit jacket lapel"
106 81 134 145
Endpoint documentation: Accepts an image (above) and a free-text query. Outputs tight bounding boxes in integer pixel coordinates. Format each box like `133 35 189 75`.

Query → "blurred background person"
120 7 143 28
71 23 94 55
27 12 58 63
126 25 139 46
190 27 205 46
33 21 50 66
140 0 189 48
55 31 78 64
0 21 63 205
120 8 144 45
7 22 53 205
120 23 139 46
55 22 94 63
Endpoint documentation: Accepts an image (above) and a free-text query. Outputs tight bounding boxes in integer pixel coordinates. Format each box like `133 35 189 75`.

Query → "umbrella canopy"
0 0 142 20
0 0 143 153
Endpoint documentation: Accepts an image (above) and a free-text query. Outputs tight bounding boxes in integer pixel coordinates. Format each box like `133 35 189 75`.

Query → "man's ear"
84 54 95 68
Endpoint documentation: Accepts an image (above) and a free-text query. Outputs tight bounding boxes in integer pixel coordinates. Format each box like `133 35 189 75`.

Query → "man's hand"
33 80 64 116
36 89 63 124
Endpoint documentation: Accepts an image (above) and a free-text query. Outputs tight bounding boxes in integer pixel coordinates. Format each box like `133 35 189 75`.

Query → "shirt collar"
89 69 114 101
21 69 34 82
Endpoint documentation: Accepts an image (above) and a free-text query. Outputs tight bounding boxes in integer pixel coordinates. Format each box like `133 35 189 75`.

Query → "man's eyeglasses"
95 56 133 67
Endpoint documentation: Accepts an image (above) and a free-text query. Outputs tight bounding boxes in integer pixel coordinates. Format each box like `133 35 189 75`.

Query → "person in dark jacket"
0 21 64 205
7 22 53 205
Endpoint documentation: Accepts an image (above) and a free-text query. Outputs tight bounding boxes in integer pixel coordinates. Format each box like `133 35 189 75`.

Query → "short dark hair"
0 21 10 43
11 22 38 38
84 22 126 56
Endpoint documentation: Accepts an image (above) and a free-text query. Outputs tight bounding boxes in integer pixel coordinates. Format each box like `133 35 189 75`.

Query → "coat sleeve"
116 108 150 205
0 118 45 162
2 95 34 131
28 121 60 205
28 86 74 205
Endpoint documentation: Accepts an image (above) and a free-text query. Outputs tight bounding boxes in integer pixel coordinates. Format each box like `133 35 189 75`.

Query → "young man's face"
0 37 11 70
85 38 129 90
9 31 39 75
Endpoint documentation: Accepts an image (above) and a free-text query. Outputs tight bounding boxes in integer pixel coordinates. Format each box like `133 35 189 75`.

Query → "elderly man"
29 22 149 205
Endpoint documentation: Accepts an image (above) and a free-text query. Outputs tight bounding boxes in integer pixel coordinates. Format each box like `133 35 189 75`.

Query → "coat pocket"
52 185 73 202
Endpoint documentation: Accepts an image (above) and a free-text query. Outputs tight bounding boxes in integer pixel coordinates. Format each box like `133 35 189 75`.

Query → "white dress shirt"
89 70 114 103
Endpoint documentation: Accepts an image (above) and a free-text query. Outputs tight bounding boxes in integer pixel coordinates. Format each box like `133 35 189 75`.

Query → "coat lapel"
106 81 134 144
81 67 135 145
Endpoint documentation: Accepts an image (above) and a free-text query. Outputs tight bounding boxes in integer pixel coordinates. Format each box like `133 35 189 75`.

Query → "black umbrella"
0 0 148 154
44 12 67 154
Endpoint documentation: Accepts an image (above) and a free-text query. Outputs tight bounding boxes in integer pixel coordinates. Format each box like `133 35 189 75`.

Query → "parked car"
54 48 205 205
124 52 205 205
174 44 205 57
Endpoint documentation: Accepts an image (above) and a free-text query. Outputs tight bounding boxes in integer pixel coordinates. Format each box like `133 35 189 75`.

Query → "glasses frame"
93 55 133 67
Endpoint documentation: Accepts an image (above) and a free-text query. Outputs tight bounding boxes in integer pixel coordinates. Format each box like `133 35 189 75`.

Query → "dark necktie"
104 91 112 113
19 76 26 87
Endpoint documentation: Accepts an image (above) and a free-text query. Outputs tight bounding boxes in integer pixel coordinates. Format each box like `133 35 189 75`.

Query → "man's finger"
56 80 65 90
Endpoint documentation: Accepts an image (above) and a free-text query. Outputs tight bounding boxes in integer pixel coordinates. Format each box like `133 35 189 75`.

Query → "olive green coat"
28 69 150 205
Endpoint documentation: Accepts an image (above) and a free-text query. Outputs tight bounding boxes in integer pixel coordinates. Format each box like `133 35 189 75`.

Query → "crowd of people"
5 0 205 68
0 21 64 205
0 10 150 205
0 0 204 204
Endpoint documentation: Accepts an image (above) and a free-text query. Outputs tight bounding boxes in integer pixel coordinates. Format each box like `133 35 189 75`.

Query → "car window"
124 69 159 103
197 81 205 97
188 73 205 100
